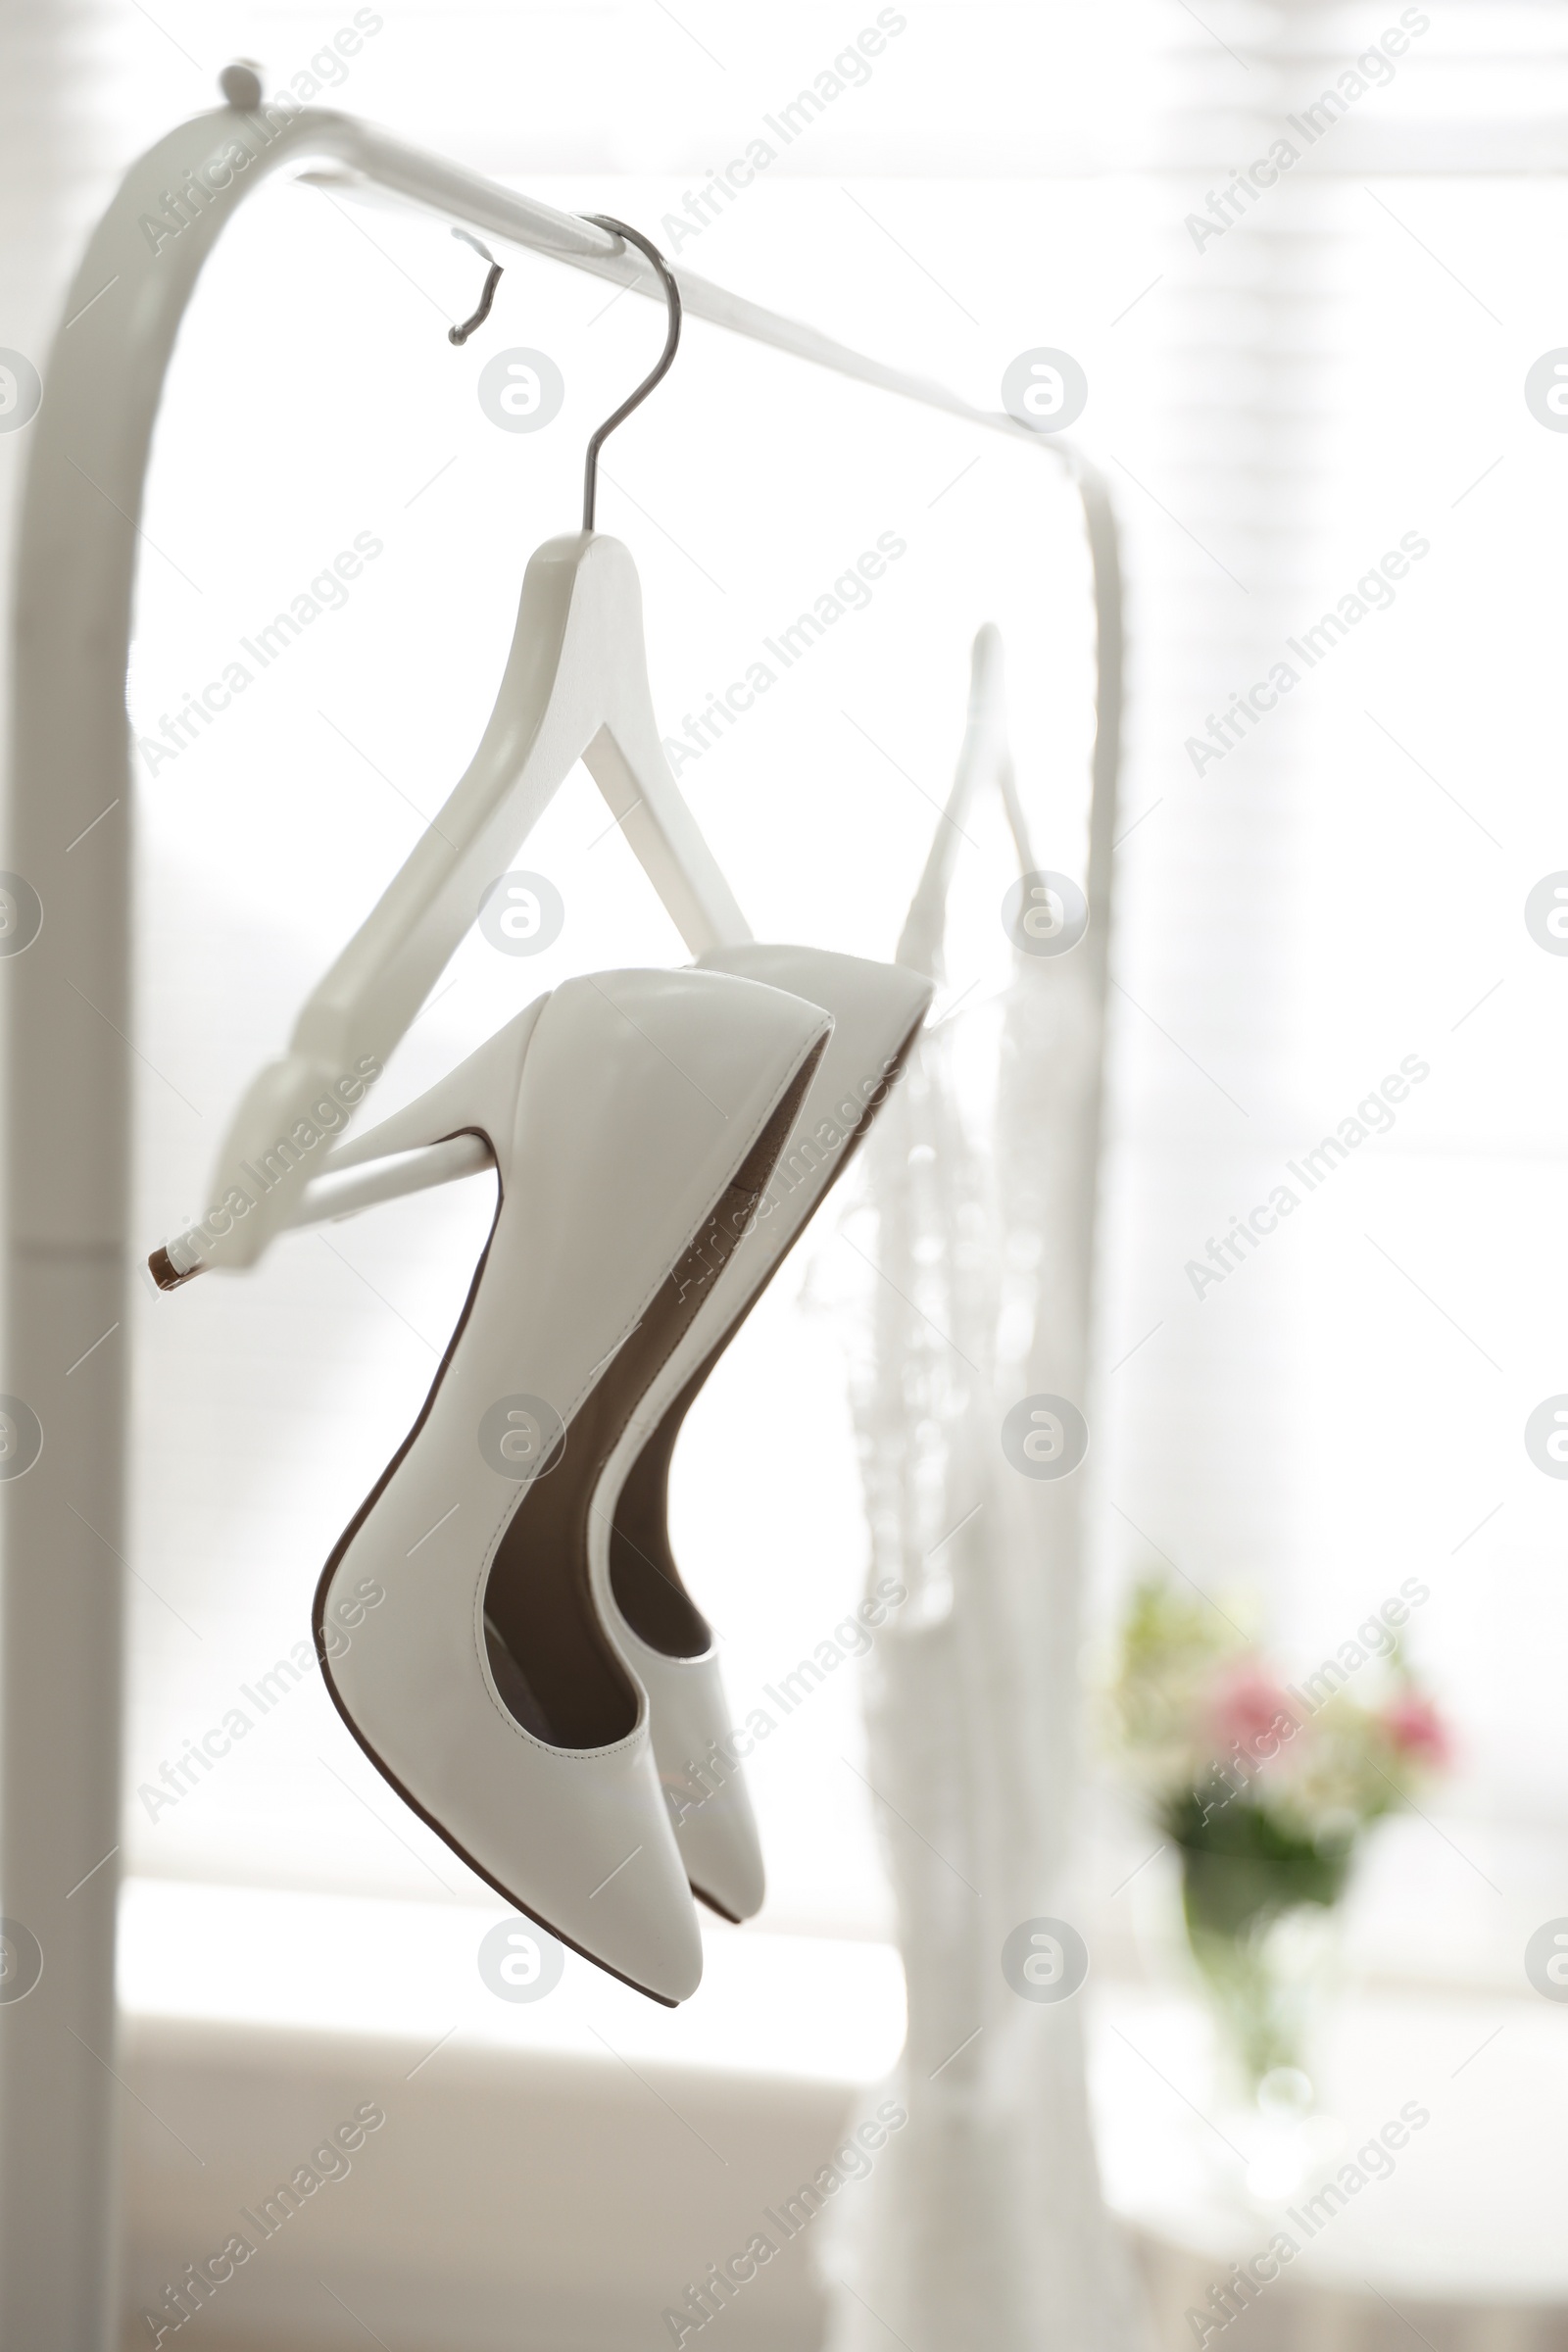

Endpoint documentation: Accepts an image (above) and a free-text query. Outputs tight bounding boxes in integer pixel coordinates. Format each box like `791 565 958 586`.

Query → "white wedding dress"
820 631 1149 2352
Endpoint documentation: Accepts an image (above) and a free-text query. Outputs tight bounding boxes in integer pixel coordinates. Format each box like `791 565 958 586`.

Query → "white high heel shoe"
591 946 931 1922
314 966 831 2004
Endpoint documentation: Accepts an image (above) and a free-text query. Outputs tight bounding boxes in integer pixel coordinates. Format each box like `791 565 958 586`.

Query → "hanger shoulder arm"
183 541 595 1272
577 534 749 954
293 535 600 1069
582 713 750 955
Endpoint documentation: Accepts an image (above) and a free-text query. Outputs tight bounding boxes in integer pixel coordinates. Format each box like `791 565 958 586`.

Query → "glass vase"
1172 1810 1354 2206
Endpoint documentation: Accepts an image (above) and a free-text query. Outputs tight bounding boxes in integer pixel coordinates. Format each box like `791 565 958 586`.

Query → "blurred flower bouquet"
1108 1574 1450 2104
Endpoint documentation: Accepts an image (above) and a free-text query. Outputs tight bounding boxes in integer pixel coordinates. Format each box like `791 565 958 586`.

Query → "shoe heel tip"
148 1246 200 1293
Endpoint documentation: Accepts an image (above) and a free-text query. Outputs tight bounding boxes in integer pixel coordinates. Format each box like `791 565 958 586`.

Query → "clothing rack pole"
0 91 1122 2351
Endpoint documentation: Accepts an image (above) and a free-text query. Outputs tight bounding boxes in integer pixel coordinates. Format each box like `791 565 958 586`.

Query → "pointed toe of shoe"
576 1805 706 2003
619 1638 766 1924
682 1797 765 1925
626 1891 706 2005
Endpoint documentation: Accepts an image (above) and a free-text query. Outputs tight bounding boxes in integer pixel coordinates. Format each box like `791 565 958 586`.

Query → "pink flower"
1382 1691 1451 1769
1207 1660 1297 1765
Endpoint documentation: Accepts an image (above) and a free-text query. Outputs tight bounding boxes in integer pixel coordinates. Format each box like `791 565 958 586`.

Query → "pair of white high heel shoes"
312 944 930 2003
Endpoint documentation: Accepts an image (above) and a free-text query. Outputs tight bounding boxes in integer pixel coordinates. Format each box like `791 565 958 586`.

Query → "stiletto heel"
314 966 831 2003
589 946 931 1922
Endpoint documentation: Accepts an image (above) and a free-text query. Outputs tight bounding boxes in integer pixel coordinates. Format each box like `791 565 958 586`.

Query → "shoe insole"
609 1007 927 1661
482 1040 826 1751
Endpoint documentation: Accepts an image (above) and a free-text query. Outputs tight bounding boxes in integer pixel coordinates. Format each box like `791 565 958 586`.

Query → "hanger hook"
578 216 682 533
448 227 503 347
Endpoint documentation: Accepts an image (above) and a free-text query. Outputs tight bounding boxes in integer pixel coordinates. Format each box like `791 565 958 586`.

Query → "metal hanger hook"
448 227 503 346
578 216 682 533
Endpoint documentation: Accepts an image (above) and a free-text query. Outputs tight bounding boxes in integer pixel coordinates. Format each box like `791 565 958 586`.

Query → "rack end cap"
220 60 265 110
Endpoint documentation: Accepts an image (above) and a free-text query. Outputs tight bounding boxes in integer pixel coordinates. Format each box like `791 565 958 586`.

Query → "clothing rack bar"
308 142 1074 452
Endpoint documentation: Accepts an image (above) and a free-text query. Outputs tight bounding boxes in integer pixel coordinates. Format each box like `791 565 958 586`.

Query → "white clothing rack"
0 91 1122 2349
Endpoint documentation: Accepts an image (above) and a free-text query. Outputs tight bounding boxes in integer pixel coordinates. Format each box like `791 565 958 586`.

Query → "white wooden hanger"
895 622 1034 985
154 219 751 1285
